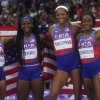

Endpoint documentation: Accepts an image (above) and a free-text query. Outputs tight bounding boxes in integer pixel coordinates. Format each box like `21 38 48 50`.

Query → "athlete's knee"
50 89 59 100
34 92 44 100
34 96 43 100
95 95 100 100
0 96 5 100
0 91 6 100
74 95 81 100
74 92 81 100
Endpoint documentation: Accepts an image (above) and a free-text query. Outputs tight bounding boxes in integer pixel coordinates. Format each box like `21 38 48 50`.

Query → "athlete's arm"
0 36 16 48
0 36 15 43
94 30 100 45
76 32 82 41
40 25 55 49
72 23 84 34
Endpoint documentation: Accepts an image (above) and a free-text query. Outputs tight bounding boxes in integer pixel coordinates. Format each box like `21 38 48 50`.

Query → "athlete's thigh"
0 80 6 100
93 74 100 98
83 77 95 99
51 70 69 93
17 80 30 100
83 78 93 88
31 78 44 100
71 68 82 91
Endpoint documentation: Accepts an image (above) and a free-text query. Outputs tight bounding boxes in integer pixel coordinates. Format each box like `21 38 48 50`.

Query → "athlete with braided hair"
16 16 44 100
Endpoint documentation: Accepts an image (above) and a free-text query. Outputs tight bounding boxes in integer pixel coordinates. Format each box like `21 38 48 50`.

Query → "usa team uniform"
78 31 100 78
18 34 42 81
0 42 5 80
52 24 81 73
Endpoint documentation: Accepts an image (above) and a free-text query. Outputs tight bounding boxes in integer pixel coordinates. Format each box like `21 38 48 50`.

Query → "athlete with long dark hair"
16 16 44 100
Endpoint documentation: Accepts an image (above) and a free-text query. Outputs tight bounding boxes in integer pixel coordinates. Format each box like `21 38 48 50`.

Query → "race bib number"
79 47 94 59
0 56 5 66
54 38 72 50
23 48 37 60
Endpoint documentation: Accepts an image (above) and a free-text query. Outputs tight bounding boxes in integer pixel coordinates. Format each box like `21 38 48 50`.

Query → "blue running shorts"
82 60 100 78
18 66 43 81
0 67 5 80
56 51 81 73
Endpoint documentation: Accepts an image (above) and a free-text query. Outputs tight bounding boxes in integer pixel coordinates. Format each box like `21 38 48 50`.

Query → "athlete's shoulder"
94 30 100 45
77 33 82 41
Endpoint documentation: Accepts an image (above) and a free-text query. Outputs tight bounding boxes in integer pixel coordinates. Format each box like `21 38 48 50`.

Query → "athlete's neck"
59 22 68 28
24 32 32 40
84 29 94 38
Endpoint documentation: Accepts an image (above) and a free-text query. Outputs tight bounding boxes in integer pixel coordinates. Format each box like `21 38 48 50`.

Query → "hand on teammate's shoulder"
95 30 100 45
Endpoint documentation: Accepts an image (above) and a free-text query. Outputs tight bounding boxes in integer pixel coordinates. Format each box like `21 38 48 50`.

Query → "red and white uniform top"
52 24 77 56
78 31 100 63
0 41 5 67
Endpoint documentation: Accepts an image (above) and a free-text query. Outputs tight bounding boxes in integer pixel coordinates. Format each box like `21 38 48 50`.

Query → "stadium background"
0 0 100 100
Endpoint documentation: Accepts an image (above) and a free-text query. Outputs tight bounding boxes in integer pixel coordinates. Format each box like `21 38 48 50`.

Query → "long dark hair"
16 16 42 67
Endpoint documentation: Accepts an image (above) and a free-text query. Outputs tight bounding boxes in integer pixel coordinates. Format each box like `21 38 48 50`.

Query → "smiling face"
21 18 33 34
81 14 94 31
55 8 68 25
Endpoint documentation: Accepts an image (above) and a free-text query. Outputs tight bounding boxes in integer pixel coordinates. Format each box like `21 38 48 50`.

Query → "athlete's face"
55 8 68 24
21 18 33 34
81 15 94 31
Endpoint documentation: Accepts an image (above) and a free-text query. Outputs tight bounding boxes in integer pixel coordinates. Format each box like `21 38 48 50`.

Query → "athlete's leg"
71 68 82 100
0 80 6 100
50 70 69 100
31 78 44 100
17 80 30 100
93 74 100 100
83 78 95 100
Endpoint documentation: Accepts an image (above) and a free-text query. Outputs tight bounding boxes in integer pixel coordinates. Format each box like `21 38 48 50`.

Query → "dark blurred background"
0 0 100 26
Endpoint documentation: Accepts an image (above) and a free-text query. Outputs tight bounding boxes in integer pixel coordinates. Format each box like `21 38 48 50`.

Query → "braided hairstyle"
16 16 42 67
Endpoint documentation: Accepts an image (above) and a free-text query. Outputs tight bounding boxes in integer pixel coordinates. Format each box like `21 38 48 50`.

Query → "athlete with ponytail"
16 16 44 100
41 5 83 100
